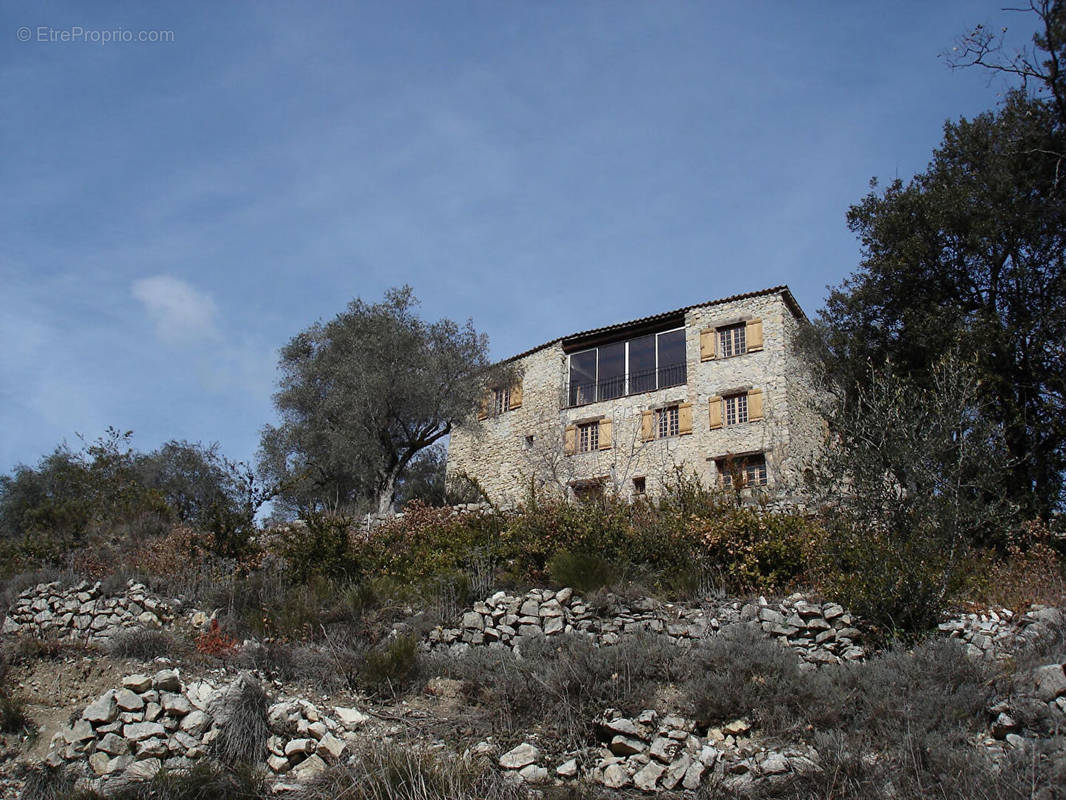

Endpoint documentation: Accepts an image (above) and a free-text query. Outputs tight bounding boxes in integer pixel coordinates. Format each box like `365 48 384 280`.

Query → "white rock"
124 721 166 742
317 732 346 760
285 738 316 758
334 706 370 730
556 758 578 777
115 689 144 712
519 764 550 784
83 690 118 724
633 760 666 791
293 754 327 777
153 669 181 692
124 758 162 780
499 742 540 770
602 763 630 788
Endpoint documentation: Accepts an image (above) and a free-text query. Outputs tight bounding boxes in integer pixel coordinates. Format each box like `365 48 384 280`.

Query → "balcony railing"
565 362 687 408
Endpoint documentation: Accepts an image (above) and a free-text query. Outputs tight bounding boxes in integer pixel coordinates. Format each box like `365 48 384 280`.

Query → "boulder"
499 742 540 770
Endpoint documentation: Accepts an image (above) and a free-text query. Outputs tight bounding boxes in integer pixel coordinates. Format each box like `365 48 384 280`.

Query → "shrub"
195 619 238 657
547 549 618 592
211 673 269 767
965 520 1066 611
106 628 186 661
17 764 77 800
275 514 361 584
813 517 961 641
424 632 687 747
290 741 525 800
360 634 419 696
682 624 818 733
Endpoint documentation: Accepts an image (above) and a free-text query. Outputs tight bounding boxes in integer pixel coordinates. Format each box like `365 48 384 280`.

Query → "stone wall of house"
446 289 819 507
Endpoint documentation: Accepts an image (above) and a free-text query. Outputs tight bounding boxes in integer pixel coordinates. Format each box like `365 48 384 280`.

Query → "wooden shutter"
598 418 612 450
509 381 523 410
641 410 654 442
747 388 764 421
699 329 716 361
746 319 764 352
564 424 577 455
678 402 693 435
709 396 723 429
477 392 491 420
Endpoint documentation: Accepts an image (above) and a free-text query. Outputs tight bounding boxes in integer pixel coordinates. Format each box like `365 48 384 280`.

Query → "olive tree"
259 287 503 517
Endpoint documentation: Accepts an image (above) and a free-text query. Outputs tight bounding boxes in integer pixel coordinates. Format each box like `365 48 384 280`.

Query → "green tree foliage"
816 88 1066 516
259 286 501 517
811 353 1020 636
0 430 261 558
393 444 448 508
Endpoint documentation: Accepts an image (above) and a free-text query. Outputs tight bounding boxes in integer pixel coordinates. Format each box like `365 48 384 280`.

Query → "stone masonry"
447 286 823 506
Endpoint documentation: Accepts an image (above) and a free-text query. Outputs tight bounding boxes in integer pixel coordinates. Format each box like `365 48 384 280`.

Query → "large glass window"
628 335 656 394
568 350 597 407
597 342 626 400
566 327 687 406
657 329 686 388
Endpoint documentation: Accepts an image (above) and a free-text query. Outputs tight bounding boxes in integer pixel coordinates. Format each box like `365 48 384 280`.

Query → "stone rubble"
937 605 1064 660
43 668 375 794
492 709 820 793
1 580 186 643
428 588 867 666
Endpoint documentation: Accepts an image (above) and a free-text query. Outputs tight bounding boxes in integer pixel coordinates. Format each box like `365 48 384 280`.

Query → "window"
657 405 679 438
565 417 612 455
642 402 692 440
566 326 687 406
578 421 599 453
709 389 763 429
493 387 510 416
478 380 523 419
723 393 748 426
718 324 746 358
700 319 763 361
717 455 768 489
524 435 534 449
572 479 605 505
632 476 646 495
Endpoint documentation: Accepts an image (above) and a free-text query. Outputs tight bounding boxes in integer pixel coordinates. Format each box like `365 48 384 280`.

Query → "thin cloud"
132 275 220 345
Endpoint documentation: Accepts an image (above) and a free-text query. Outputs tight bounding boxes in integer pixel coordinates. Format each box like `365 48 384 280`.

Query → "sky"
0 1 1043 473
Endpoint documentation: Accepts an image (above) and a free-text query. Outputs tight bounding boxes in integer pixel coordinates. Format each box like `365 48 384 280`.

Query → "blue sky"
0 1 1041 472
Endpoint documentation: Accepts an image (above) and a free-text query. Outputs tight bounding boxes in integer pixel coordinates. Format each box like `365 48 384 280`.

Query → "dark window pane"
598 342 625 400
628 335 656 394
657 329 686 388
569 350 597 406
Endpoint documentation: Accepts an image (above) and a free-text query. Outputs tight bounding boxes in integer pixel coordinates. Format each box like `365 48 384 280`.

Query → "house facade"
446 286 821 506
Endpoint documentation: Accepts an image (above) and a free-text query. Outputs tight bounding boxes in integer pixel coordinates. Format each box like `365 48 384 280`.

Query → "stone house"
446 286 821 506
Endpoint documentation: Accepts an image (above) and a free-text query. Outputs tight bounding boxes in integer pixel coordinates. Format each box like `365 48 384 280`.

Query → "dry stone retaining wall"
2 580 183 642
44 668 373 794
428 587 867 666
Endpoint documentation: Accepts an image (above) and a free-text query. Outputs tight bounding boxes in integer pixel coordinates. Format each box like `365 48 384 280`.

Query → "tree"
947 0 1066 136
815 90 1066 517
810 352 1020 635
259 287 503 517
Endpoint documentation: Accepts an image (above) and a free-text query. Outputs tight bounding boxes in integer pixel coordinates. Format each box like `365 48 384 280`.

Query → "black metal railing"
565 362 687 407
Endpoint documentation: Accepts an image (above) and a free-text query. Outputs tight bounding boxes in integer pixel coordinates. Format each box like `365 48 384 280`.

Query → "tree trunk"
374 471 398 517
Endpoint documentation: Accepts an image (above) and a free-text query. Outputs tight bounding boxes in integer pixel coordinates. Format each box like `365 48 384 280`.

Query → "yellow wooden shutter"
709 396 723 429
700 329 716 361
746 319 764 352
564 424 577 455
598 418 612 450
641 410 654 442
678 402 693 435
509 381 523 410
747 388 764 421
477 392 490 420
